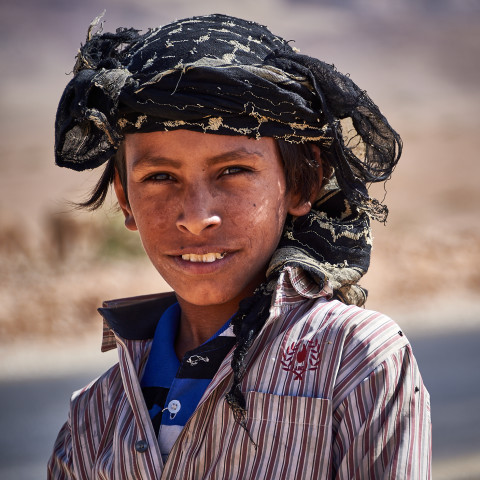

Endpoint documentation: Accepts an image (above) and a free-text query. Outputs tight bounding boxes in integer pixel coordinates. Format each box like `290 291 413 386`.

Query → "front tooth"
181 253 223 262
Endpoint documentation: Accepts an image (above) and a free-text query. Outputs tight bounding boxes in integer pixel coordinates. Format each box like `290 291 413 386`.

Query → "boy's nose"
176 186 222 235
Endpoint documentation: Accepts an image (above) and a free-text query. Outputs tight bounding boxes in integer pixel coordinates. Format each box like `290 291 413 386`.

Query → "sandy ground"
0 0 479 478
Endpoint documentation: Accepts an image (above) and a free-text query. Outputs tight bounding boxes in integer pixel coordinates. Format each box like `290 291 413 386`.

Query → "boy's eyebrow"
208 148 266 165
132 154 181 170
131 148 266 170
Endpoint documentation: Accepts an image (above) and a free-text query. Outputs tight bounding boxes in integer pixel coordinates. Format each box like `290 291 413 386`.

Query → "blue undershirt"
141 302 235 460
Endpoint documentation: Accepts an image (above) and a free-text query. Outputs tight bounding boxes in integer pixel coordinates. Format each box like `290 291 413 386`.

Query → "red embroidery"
280 339 321 380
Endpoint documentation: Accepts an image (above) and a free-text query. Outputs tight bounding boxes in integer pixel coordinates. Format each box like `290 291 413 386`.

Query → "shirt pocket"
245 391 331 478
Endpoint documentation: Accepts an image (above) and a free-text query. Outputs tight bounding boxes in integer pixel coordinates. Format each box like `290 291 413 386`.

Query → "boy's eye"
222 166 249 176
145 172 175 182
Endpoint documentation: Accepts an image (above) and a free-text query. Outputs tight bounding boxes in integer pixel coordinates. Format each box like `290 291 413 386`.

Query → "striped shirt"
48 266 431 479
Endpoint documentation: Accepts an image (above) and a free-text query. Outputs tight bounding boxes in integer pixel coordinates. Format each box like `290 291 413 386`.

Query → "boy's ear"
287 144 323 217
287 196 312 217
113 170 138 231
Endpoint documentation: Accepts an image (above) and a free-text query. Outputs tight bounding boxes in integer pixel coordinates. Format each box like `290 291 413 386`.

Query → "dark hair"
75 139 325 210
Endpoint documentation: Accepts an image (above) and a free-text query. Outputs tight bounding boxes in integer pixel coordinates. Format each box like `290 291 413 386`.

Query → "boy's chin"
175 291 239 307
173 285 255 312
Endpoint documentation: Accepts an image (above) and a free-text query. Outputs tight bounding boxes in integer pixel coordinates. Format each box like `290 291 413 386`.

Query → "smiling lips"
181 252 227 263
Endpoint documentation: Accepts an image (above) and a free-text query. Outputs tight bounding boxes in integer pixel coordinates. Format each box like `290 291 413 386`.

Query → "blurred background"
0 0 479 478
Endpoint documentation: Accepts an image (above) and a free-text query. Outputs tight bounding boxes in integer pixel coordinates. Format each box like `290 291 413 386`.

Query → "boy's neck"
174 299 238 360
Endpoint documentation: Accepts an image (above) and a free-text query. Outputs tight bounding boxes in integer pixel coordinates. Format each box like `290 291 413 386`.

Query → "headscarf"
56 13 400 219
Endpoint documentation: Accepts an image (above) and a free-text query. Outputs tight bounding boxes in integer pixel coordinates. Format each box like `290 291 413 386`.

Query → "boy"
49 14 431 479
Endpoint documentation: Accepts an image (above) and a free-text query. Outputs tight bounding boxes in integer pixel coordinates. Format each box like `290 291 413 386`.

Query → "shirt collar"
271 266 333 307
98 292 177 352
98 268 330 352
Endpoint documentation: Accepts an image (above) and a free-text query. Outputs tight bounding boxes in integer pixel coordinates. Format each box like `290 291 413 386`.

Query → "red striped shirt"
48 266 431 479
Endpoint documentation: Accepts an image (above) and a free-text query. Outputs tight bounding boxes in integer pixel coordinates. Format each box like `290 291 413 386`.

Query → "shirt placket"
115 335 164 478
160 303 289 478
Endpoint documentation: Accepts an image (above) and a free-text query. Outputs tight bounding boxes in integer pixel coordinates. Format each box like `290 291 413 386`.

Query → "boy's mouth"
181 252 227 263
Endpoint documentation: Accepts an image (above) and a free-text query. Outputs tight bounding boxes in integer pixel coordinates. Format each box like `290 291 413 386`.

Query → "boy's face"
115 130 310 313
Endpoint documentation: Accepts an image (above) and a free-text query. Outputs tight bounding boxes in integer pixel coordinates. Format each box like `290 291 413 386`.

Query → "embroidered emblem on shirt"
186 355 210 366
281 339 320 380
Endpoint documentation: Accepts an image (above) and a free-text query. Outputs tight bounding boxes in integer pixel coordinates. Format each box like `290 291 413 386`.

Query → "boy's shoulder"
300 298 409 355
285 294 404 338
312 298 403 335
283 298 410 382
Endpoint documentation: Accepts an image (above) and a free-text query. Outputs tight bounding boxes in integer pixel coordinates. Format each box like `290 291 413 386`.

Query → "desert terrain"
0 0 479 478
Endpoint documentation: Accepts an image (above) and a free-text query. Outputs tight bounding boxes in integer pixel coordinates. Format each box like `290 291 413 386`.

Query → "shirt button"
135 440 148 453
168 400 181 413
